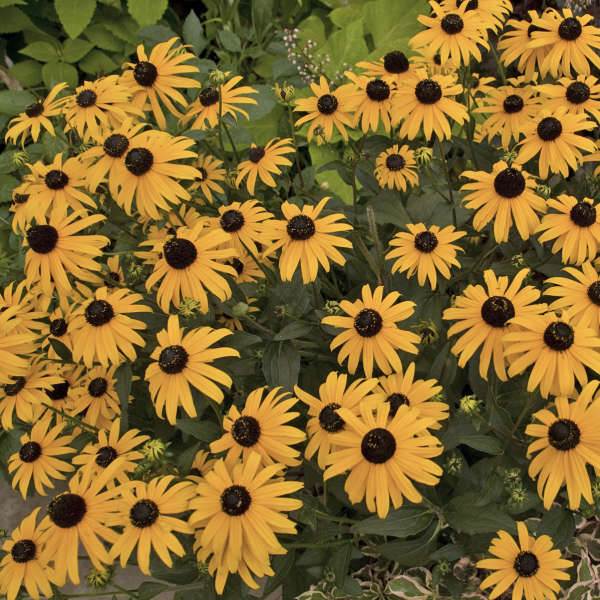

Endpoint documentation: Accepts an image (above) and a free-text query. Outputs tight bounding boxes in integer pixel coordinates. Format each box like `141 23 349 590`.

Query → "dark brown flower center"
221 485 251 516
4 377 26 396
88 377 108 397
50 318 67 337
220 209 245 232
317 94 338 114
548 418 580 450
543 321 574 351
287 214 315 240
85 300 114 327
27 225 58 254
249 146 266 163
130 499 159 527
199 87 219 107
318 402 344 432
527 23 545 38
229 258 244 275
383 51 409 74
354 308 383 337
196 167 208 181
76 90 97 108
125 147 153 176
231 416 261 447
163 238 198 269
11 539 36 563
386 393 409 417
158 345 189 374
133 61 158 87
189 468 203 477
25 102 44 118
95 446 118 468
13 193 28 204
514 551 539 577
433 54 442 65
46 381 69 401
361 427 396 463
414 231 438 253
415 79 442 104
366 79 390 102
503 94 524 114
45 169 69 190
386 154 406 171
48 493 87 528
481 296 515 327
494 168 526 198
103 133 129 158
570 201 596 227
588 281 600 305
558 17 582 41
19 441 41 463
537 117 562 141
441 14 464 34
566 81 590 105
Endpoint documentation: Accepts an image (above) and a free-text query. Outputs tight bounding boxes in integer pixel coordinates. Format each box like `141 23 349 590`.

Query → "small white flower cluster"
281 28 331 85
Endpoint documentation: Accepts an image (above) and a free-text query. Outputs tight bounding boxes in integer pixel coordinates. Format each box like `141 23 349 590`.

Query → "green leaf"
127 0 168 28
369 192 411 228
138 582 168 600
42 62 78 88
182 9 207 54
79 49 118 75
150 552 198 584
328 541 352 587
459 434 502 455
137 25 176 46
0 1 26 6
330 6 362 28
244 84 276 120
176 418 220 442
262 342 301 391
218 29 241 53
61 38 94 63
352 506 434 537
49 338 73 363
0 7 36 33
85 23 124 51
320 20 368 80
252 0 272 38
8 60 42 87
55 0 97 38
20 41 59 62
538 506 575 550
444 494 515 535
0 90 35 115
388 574 432 599
0 149 18 174
114 363 132 430
377 521 439 565
273 322 313 341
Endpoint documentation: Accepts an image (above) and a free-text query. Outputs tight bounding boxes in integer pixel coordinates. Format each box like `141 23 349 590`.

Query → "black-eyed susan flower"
461 161 546 243
538 75 600 122
410 1 489 66
536 195 600 265
265 197 352 284
5 82 68 146
529 8 600 77
210 386 306 467
189 453 302 594
73 419 148 487
109 476 194 574
344 72 393 133
324 402 443 518
0 508 57 600
189 153 226 203
504 309 600 398
526 381 600 510
294 371 380 469
145 315 238 424
355 51 415 86
441 0 511 33
517 108 595 179
322 284 420 377
63 75 143 141
386 223 465 290
39 462 123 585
391 69 468 140
443 269 546 381
112 131 200 220
376 362 448 428
294 76 356 143
23 209 108 297
374 145 419 191
0 281 45 338
235 138 295 195
545 262 600 331
40 364 84 417
9 184 33 235
228 255 266 284
70 286 150 368
143 222 236 313
188 449 216 481
478 521 572 600
0 358 61 430
474 86 541 149
184 75 258 130
121 37 201 129
8 417 74 498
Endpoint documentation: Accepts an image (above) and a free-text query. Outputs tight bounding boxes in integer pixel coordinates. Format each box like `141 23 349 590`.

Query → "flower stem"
435 137 457 228
286 103 306 191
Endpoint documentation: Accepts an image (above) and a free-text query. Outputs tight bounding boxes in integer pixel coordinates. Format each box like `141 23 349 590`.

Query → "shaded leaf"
127 0 168 28
352 506 434 537
273 322 313 341
55 0 97 38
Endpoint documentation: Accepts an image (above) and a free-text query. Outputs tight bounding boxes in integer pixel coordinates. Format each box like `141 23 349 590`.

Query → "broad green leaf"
41 62 78 88
320 20 368 79
273 322 313 341
444 494 515 535
0 149 18 174
61 38 94 63
369 192 411 228
0 7 36 33
138 583 169 600
79 49 118 75
377 522 439 565
8 60 42 87
297 14 326 48
459 434 502 455
20 42 59 62
310 145 353 205
388 574 431 599
262 551 296 597
127 0 168 28
262 341 301 391
539 506 575 550
0 90 35 115
182 9 207 54
114 363 132 430
176 418 220 442
244 84 276 120
252 0 272 38
137 25 177 46
328 542 352 587
352 506 434 537
55 0 97 38
329 6 361 28
102 17 139 43
85 24 124 52
218 29 242 53
48 338 73 363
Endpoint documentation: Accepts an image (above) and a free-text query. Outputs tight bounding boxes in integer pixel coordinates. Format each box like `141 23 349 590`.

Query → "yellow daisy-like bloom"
228 254 266 284
109 476 194 574
265 197 352 284
235 138 295 195
344 72 394 133
39 364 83 417
294 371 380 469
322 284 420 377
294 76 356 143
210 199 274 257
8 417 74 498
23 209 108 297
0 308 38 386
504 309 600 398
461 161 546 243
0 507 57 600
10 183 33 235
478 521 572 600
189 153 226 203
121 37 201 130
23 154 95 220
536 195 600 265
188 449 216 481
355 50 416 86
440 0 511 33
5 82 68 146
189 453 302 594
474 86 541 149
210 386 306 467
525 381 600 510
375 362 448 429
391 69 468 140
145 315 238 424
538 74 600 121
324 402 443 518
386 223 466 290
184 75 258 130
0 280 45 337
410 1 490 66
443 268 546 381
70 287 149 367
374 145 419 191
112 131 200 220
467 73 497 97
545 262 600 331
143 222 236 313
517 108 595 179
73 419 149 487
63 75 143 141
0 357 61 430
529 8 600 77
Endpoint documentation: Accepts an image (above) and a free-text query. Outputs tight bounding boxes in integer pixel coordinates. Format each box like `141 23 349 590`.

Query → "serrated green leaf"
0 90 35 115
352 506 434 537
61 38 94 63
41 62 78 88
85 23 124 51
55 0 97 38
182 9 206 54
20 41 59 62
218 29 241 53
79 49 118 75
127 0 168 28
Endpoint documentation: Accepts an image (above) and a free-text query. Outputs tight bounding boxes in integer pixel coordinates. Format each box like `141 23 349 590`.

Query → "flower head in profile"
189 153 226 204
537 75 600 122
